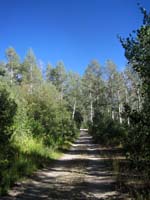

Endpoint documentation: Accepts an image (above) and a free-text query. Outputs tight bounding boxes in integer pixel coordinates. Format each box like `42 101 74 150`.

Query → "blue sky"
0 0 150 74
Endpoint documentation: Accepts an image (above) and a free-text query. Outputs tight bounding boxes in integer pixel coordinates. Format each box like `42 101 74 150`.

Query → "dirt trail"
1 131 129 200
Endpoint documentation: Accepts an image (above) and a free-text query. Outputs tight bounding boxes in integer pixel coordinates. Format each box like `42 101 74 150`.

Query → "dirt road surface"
1 131 129 200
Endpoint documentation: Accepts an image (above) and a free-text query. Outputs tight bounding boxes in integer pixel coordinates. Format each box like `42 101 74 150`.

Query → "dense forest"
0 6 150 198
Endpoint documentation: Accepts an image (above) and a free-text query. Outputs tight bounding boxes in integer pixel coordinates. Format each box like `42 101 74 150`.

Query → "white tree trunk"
118 90 123 124
72 99 76 120
112 110 115 120
30 64 33 93
125 88 130 126
137 88 141 110
90 92 93 123
90 100 93 123
119 103 123 124
127 117 130 126
110 85 114 120
10 67 13 84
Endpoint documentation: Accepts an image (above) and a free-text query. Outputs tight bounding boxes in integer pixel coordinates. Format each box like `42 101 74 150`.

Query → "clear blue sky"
0 0 150 74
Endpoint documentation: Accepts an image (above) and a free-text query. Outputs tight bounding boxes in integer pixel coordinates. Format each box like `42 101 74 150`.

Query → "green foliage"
0 87 17 145
89 111 124 146
0 81 78 195
120 7 150 174
46 61 67 93
0 49 79 195
0 134 61 195
20 48 42 85
5 47 20 83
0 86 17 195
0 62 6 76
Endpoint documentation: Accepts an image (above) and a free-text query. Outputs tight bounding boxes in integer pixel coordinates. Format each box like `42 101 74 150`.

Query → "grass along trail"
1 131 129 200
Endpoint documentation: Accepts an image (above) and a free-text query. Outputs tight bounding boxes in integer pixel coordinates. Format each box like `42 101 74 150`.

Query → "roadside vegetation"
88 7 150 199
0 50 79 195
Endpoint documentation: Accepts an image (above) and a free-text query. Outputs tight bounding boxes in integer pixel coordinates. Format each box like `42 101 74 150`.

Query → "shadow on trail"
2 131 126 200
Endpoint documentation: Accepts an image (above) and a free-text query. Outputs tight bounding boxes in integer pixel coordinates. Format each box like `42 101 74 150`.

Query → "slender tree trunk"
90 100 93 123
90 92 93 123
125 88 130 126
137 88 141 110
112 110 115 120
118 90 123 124
72 99 76 120
119 103 123 124
110 84 114 120
60 85 64 101
30 64 33 93
10 67 13 84
127 115 130 126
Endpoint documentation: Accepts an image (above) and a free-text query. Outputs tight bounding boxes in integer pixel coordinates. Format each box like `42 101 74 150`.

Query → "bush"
0 82 79 195
0 87 17 195
0 88 17 146
89 112 125 146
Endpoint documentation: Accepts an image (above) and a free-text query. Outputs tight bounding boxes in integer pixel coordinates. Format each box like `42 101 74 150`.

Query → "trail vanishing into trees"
1 130 129 200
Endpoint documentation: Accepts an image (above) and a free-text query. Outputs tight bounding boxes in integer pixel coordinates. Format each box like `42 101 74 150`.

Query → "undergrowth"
110 151 150 199
0 134 71 195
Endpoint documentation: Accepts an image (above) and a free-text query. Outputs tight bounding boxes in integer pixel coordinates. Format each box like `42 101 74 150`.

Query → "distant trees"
65 71 81 120
86 60 125 145
46 61 67 100
21 49 42 91
82 60 103 123
45 59 134 131
5 47 20 83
